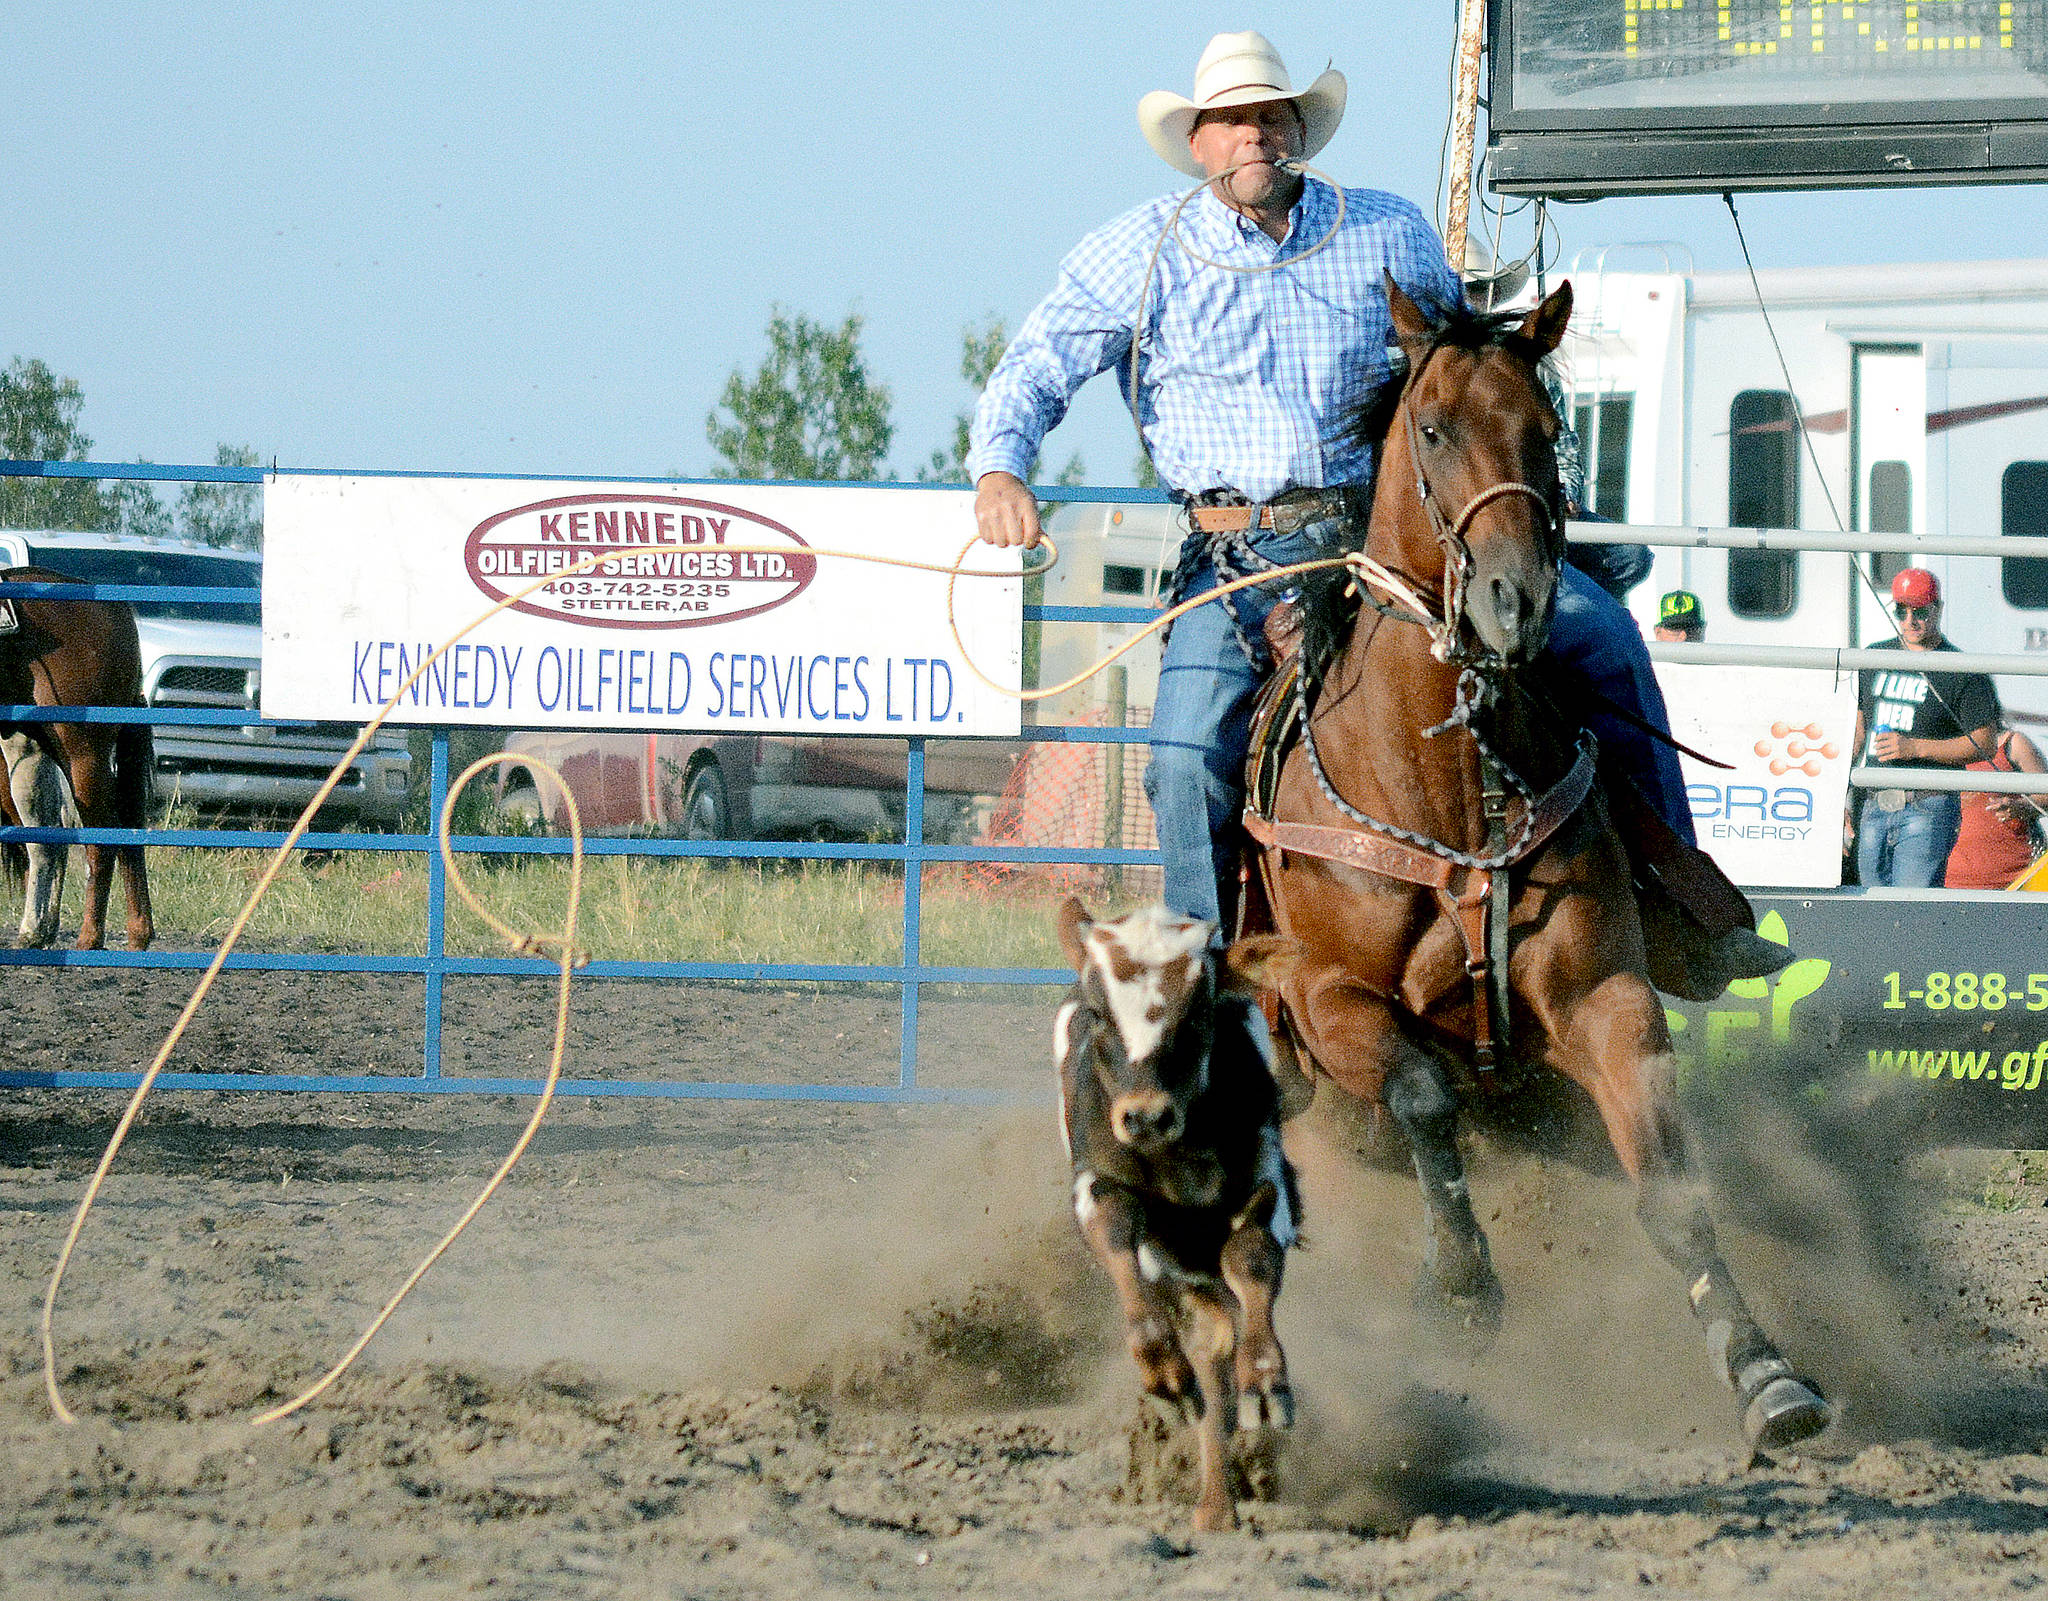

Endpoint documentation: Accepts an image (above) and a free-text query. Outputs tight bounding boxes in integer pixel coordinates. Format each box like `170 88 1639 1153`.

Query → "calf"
1054 897 1302 1532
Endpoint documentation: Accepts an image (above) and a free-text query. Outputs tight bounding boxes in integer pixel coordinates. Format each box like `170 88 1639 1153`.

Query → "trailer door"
1850 344 1926 649
1930 336 2048 726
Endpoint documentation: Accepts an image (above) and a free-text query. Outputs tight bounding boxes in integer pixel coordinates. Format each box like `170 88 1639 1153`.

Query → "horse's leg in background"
52 726 117 951
1560 973 1831 1451
1301 982 1504 1340
2 730 66 948
112 721 154 950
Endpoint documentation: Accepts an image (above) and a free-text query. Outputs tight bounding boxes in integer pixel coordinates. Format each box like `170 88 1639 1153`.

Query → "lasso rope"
41 525 1432 1425
1127 157 1347 475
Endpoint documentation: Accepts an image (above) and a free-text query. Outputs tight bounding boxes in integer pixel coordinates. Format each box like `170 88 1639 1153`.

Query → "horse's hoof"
1237 1383 1295 1433
1415 1268 1504 1354
1743 1374 1833 1451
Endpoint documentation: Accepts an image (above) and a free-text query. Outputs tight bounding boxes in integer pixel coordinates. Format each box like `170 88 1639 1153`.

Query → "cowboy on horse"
970 29 1782 1000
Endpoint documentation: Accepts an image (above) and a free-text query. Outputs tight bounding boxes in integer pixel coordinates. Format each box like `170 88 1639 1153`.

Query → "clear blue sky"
7 1 2048 488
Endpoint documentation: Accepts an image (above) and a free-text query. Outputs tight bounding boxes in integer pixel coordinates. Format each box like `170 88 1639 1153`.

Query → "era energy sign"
1656 663 1857 890
260 477 1023 736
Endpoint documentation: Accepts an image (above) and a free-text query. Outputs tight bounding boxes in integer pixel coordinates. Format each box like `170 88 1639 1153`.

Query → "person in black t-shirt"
1851 568 2000 887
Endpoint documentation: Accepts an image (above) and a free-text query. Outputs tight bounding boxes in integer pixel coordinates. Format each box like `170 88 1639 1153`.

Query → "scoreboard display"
1488 0 2048 193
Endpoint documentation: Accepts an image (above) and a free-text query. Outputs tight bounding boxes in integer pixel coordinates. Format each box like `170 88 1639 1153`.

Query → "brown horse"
0 569 155 951
1248 281 1831 1452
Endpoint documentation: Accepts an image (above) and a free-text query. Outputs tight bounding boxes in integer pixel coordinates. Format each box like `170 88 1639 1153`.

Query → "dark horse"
1246 281 1831 1453
0 569 155 951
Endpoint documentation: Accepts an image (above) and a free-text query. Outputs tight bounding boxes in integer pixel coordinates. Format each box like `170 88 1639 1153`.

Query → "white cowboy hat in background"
1138 31 1347 179
1460 239 1532 311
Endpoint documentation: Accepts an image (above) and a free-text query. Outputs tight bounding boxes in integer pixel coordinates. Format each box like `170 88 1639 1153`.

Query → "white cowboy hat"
1138 32 1347 179
1460 239 1531 310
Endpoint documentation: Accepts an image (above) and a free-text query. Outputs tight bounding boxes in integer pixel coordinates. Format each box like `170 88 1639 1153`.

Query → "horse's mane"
1296 301 1542 698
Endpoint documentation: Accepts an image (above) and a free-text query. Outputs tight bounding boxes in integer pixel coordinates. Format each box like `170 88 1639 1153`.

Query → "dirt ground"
3 962 2048 1598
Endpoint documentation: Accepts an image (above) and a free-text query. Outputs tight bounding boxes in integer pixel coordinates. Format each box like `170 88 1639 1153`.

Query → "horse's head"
1379 276 1574 666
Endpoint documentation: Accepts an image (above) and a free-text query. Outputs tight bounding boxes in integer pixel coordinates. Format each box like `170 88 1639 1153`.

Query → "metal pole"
1444 0 1489 271
423 729 449 1080
1102 666 1127 899
899 737 925 1090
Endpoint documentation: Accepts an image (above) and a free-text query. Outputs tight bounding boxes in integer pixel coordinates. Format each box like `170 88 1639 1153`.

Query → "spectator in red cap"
1850 567 2000 887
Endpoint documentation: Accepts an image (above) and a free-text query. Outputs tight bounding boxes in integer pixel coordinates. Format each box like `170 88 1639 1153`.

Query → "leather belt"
1188 490 1356 536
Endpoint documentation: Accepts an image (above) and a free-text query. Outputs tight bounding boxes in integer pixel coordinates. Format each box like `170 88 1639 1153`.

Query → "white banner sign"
1656 663 1856 890
261 477 1022 736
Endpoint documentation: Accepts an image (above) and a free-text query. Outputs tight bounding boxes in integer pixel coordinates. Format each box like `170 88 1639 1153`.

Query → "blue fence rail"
0 460 1171 1103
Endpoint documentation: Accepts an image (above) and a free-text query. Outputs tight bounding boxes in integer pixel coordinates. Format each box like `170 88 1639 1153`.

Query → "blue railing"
0 460 1170 1103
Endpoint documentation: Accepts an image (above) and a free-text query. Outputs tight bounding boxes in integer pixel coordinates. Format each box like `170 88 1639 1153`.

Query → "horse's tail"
115 718 154 831
1 840 24 892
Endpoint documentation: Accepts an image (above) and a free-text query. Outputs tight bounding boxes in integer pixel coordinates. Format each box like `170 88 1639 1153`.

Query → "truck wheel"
499 782 544 827
682 763 731 841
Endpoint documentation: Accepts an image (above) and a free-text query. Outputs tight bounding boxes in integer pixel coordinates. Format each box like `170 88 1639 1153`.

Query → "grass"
28 827 1149 971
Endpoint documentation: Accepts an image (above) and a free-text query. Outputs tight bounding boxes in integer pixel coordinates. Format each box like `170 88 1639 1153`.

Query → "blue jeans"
1143 523 1694 925
1857 791 1961 888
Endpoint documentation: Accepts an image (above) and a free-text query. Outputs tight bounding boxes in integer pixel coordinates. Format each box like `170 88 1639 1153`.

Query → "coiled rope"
41 526 1432 1426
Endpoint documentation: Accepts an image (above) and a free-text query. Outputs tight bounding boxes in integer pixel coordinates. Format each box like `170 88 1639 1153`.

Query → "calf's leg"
1221 1178 1294 1431
1181 1289 1239 1532
1072 1173 1202 1419
1561 973 1831 1450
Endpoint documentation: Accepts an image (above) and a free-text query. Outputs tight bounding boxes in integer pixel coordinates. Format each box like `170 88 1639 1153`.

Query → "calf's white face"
1057 900 1215 1151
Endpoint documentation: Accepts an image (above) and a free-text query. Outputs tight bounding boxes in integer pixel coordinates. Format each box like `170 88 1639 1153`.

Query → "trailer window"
1727 391 1800 618
1570 394 1633 518
1867 460 1912 589
2002 462 2048 610
1729 391 1798 528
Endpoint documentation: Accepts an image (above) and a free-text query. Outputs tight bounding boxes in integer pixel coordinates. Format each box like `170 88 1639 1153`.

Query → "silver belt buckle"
0 597 17 635
1872 788 1909 813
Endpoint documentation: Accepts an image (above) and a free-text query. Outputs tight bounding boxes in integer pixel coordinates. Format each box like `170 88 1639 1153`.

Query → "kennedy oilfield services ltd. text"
347 640 964 724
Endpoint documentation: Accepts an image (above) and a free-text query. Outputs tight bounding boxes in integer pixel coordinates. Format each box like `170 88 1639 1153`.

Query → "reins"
1254 330 1593 1071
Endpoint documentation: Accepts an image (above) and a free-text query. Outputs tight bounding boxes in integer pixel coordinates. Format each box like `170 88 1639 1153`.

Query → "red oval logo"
464 494 817 630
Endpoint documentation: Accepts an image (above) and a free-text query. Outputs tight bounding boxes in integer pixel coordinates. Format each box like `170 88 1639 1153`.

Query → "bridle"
1384 337 1566 667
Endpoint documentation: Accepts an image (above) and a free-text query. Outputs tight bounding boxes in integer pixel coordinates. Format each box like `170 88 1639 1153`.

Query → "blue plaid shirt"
967 177 1465 503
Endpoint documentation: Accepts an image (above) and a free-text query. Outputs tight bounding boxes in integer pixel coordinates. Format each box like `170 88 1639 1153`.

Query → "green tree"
0 358 115 530
1131 451 1161 490
107 475 173 539
178 444 263 550
706 309 893 481
919 317 1085 488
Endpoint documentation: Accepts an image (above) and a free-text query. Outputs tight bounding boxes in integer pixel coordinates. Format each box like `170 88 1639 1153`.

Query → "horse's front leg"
1558 971 1832 1451
1072 1173 1203 1420
1298 981 1502 1344
1384 1043 1503 1345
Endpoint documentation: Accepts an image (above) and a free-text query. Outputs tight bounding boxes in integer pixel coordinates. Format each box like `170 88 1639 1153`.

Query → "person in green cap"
1655 590 1705 644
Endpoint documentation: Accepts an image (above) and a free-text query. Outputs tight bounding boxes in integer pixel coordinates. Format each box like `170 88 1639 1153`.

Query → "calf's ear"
1221 933 1300 994
1056 896 1094 972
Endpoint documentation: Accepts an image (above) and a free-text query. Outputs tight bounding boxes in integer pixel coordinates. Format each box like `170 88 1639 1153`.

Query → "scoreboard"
1488 0 2048 193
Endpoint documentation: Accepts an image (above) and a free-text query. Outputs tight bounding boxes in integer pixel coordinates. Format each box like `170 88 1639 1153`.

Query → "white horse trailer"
1559 257 2048 723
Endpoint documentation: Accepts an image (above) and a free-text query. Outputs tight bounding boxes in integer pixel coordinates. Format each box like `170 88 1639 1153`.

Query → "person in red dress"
1943 722 2048 889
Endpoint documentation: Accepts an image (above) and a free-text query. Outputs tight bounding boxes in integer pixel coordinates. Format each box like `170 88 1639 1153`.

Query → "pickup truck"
0 530 413 824
494 729 1023 842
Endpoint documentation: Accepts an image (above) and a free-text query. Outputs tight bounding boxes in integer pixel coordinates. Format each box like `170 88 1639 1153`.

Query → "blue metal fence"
0 460 1170 1103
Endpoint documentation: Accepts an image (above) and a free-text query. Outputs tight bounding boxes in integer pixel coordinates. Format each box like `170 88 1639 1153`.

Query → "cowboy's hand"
1870 730 1911 762
975 472 1042 549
